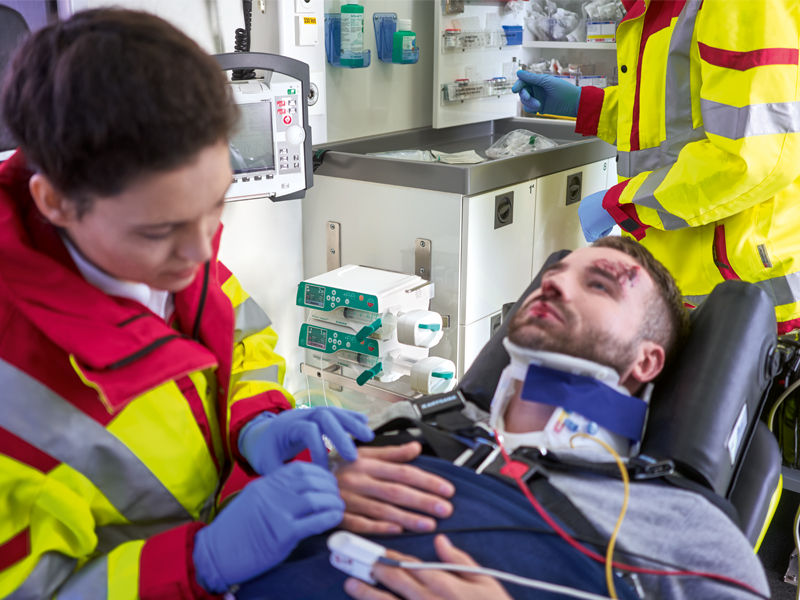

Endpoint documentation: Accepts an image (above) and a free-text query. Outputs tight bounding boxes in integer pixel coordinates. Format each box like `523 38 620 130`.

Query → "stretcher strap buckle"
628 454 675 479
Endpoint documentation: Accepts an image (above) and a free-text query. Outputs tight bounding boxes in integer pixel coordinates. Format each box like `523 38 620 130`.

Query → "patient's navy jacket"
237 455 640 600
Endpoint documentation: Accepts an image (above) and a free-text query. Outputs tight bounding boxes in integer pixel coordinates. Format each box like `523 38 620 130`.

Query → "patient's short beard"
508 310 639 376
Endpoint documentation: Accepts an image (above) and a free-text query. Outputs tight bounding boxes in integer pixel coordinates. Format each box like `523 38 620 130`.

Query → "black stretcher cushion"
730 422 782 545
642 279 776 497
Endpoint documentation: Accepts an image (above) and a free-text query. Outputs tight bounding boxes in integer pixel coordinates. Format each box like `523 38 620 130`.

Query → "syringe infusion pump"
298 265 456 397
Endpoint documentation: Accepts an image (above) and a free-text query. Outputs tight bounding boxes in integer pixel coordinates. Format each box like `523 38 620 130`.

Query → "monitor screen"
229 100 275 174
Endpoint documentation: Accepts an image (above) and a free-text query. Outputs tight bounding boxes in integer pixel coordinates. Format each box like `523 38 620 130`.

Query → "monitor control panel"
216 53 313 202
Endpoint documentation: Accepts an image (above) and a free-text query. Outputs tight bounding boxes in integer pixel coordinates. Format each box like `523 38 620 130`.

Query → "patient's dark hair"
591 236 690 363
0 8 238 215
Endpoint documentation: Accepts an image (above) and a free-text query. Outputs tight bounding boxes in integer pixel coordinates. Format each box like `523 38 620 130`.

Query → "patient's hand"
334 442 454 534
343 534 512 600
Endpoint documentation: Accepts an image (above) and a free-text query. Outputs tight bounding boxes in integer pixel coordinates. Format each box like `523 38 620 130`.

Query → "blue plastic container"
502 25 523 45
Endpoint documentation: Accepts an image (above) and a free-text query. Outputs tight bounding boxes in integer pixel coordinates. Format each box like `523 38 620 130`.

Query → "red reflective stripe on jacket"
630 0 686 151
779 317 800 335
712 224 741 281
1 310 125 426
698 42 799 71
576 86 604 137
176 376 220 473
0 426 59 472
602 180 649 241
0 528 30 572
217 261 233 283
139 522 219 600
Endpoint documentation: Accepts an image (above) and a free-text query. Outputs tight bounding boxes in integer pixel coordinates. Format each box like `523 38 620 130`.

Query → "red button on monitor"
283 115 292 125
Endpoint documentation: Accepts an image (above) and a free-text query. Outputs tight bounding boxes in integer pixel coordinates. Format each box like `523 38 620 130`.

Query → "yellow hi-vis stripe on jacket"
580 0 800 331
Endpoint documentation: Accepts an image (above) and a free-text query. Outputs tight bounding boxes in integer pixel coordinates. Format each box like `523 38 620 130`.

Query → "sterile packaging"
586 20 616 42
366 149 436 162
524 0 586 42
582 0 624 41
579 74 607 88
429 149 485 164
485 129 558 159
582 0 625 22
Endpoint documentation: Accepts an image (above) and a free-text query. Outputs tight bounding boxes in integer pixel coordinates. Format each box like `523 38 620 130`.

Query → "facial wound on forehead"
590 258 641 290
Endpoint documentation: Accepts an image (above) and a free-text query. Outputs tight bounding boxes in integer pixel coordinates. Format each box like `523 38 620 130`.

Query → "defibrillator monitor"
216 52 313 202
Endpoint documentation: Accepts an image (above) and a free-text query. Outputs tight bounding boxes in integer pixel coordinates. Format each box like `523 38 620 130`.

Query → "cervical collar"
497 338 649 444
503 339 629 395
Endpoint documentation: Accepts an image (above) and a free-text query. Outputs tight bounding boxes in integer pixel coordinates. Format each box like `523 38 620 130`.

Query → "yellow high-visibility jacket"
0 151 293 598
576 0 800 332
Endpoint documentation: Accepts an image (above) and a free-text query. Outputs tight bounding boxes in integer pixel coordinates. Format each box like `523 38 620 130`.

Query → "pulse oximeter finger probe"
327 531 387 584
326 531 614 600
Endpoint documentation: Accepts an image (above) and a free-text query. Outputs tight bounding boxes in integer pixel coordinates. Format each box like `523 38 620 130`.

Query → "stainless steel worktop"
312 117 615 196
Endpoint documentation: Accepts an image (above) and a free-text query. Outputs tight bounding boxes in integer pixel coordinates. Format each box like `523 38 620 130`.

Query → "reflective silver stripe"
95 520 190 555
683 294 708 306
617 126 706 177
54 555 107 599
0 359 192 523
616 2 704 180
665 0 701 140
755 270 800 307
8 552 76 600
703 99 800 140
686 272 800 308
631 167 690 229
234 296 272 344
237 365 280 384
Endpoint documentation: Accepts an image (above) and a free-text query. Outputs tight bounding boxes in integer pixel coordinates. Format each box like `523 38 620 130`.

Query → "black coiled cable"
232 0 255 80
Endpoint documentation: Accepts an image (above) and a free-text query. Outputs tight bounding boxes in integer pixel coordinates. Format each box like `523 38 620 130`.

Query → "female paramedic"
0 9 378 598
513 0 800 333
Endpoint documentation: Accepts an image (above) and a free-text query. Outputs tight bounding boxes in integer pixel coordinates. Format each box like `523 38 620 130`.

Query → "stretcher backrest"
458 250 781 545
641 279 776 496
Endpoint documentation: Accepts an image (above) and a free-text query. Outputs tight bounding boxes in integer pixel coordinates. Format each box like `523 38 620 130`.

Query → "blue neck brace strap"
520 363 648 442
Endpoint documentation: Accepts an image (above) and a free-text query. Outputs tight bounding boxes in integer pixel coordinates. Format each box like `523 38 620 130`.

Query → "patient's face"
508 246 655 375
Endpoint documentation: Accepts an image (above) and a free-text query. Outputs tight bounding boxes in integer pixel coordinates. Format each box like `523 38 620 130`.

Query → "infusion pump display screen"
304 284 326 308
229 102 275 174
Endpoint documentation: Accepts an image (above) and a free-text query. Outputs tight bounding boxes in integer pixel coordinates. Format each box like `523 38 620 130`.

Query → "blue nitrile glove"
511 71 581 117
239 407 375 475
193 462 344 593
578 189 616 242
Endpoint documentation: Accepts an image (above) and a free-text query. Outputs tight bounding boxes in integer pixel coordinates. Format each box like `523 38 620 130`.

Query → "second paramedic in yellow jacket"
514 0 800 333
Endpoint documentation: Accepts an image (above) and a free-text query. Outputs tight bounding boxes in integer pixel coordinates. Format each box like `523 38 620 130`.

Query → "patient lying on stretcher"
238 237 770 600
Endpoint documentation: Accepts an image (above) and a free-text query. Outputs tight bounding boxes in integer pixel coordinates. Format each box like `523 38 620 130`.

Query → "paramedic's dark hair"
0 8 238 216
591 236 690 362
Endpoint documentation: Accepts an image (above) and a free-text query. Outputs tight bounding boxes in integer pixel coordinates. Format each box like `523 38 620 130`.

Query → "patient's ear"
620 341 665 393
29 173 78 226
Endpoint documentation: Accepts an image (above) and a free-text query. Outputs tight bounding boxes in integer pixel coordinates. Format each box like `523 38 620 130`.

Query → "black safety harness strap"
371 391 742 531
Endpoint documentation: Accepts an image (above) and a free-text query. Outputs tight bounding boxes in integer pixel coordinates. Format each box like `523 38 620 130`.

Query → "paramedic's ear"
29 173 79 225
620 340 665 393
